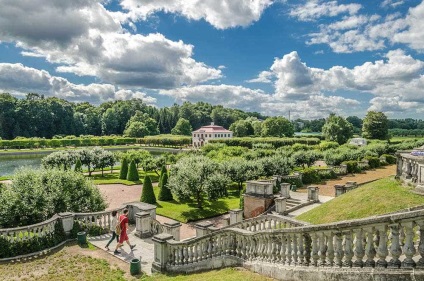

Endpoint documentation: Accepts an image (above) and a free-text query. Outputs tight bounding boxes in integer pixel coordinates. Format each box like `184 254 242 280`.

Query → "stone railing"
0 215 60 243
135 211 181 240
224 214 307 232
74 206 127 231
331 164 348 175
152 208 424 277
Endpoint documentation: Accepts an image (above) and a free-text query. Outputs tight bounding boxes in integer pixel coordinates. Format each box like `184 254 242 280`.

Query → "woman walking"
105 210 119 251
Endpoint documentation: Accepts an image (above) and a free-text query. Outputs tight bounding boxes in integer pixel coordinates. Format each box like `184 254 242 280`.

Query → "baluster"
364 227 376 267
318 232 326 266
388 223 402 268
325 232 334 267
193 243 199 262
335 233 344 267
182 245 187 264
280 234 286 264
344 231 353 267
298 233 305 266
311 232 319 267
376 225 388 268
292 233 298 265
266 235 272 261
401 221 416 268
353 228 364 267
417 220 424 268
209 238 214 258
286 234 292 265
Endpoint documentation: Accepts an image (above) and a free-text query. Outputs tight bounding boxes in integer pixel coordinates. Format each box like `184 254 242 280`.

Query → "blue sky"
1 0 424 119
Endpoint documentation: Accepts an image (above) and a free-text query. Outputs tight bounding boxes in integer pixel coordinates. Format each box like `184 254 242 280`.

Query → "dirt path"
300 165 397 197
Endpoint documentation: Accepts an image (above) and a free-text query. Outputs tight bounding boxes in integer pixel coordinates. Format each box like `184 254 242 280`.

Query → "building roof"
192 124 232 133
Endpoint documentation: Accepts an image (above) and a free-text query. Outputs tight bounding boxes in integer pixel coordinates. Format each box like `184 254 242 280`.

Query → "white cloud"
289 0 361 22
246 71 273 83
381 0 405 8
0 0 222 89
117 0 273 29
0 63 156 104
393 1 424 51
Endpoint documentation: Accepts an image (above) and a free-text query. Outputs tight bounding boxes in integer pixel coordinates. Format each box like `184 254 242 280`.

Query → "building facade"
192 123 233 147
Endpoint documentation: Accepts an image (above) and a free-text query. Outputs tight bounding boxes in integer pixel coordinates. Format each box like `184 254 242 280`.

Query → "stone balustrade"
74 206 127 231
152 208 424 276
0 215 60 243
222 214 307 232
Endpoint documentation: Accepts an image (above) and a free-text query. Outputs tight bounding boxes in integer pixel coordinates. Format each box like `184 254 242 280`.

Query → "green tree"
168 155 229 208
171 118 192 135
229 119 254 137
261 117 294 137
322 114 353 145
119 158 129 180
93 148 115 176
140 176 156 204
127 160 139 181
362 111 389 140
124 121 149 137
158 172 173 201
158 165 167 188
74 159 83 173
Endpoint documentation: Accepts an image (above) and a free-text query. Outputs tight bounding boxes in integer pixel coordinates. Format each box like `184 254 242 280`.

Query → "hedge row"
0 137 137 149
137 135 192 147
209 137 321 148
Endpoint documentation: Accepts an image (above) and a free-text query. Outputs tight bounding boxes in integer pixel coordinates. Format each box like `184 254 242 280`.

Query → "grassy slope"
297 177 424 224
153 187 241 223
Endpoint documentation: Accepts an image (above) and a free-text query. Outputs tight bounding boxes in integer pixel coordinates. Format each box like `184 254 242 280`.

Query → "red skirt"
119 231 128 243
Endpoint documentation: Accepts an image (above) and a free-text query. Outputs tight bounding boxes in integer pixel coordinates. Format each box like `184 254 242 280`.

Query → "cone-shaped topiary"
126 160 139 181
158 172 173 201
141 176 156 204
74 159 83 173
158 165 167 188
119 158 129 180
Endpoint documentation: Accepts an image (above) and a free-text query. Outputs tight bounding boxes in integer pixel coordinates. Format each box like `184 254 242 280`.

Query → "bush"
301 168 321 184
318 169 338 180
71 220 108 238
382 154 396 164
74 159 83 172
0 168 107 228
158 165 167 188
282 177 303 188
342 160 361 174
119 158 129 180
365 156 381 169
141 176 156 204
158 172 173 201
126 160 139 181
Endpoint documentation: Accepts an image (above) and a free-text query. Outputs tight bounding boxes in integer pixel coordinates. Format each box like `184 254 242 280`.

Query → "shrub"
342 160 361 174
141 176 156 204
74 159 83 172
119 158 129 180
365 156 381 169
126 160 139 181
318 169 338 180
158 173 173 201
382 154 396 164
282 177 303 188
301 168 321 184
158 165 167 188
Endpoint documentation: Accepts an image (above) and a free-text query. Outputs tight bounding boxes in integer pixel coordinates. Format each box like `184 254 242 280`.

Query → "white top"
111 216 117 230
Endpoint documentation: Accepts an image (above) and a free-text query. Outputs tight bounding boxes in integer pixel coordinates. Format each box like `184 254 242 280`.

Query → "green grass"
154 188 241 223
297 177 424 225
90 171 159 185
141 268 273 281
0 176 10 181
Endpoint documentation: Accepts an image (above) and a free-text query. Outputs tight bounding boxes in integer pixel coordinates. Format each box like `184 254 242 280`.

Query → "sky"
1 0 424 119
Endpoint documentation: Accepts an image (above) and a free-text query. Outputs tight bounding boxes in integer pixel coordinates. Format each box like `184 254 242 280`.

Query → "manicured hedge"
0 137 136 149
209 137 321 148
137 135 191 147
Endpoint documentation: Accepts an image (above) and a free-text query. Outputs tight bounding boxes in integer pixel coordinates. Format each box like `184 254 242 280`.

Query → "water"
0 155 44 176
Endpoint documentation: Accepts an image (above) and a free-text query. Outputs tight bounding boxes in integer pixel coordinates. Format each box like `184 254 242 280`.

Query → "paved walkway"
88 225 155 275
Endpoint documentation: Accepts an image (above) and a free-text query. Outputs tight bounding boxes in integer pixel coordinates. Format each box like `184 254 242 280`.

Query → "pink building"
192 122 233 147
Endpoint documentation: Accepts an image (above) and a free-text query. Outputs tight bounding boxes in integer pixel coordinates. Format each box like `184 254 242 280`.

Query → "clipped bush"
158 173 173 201
301 168 321 184
141 176 156 204
126 160 139 181
74 159 83 173
318 169 338 180
119 158 129 180
382 154 396 164
158 165 167 188
342 160 361 174
282 177 303 188
365 156 381 169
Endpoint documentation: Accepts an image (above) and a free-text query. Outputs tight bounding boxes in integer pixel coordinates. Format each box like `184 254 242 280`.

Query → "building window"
209 134 211 138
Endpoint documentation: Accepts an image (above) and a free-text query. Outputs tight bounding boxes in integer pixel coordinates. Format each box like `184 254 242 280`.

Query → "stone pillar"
396 155 403 178
164 220 181 241
58 212 74 237
135 211 152 238
307 186 319 202
275 197 287 215
280 183 291 198
345 181 357 192
334 185 345 197
194 221 213 237
152 233 174 273
128 202 157 223
229 209 243 225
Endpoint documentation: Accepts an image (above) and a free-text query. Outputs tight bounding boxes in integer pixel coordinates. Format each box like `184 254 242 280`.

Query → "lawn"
153 187 241 223
90 171 159 185
297 177 424 224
